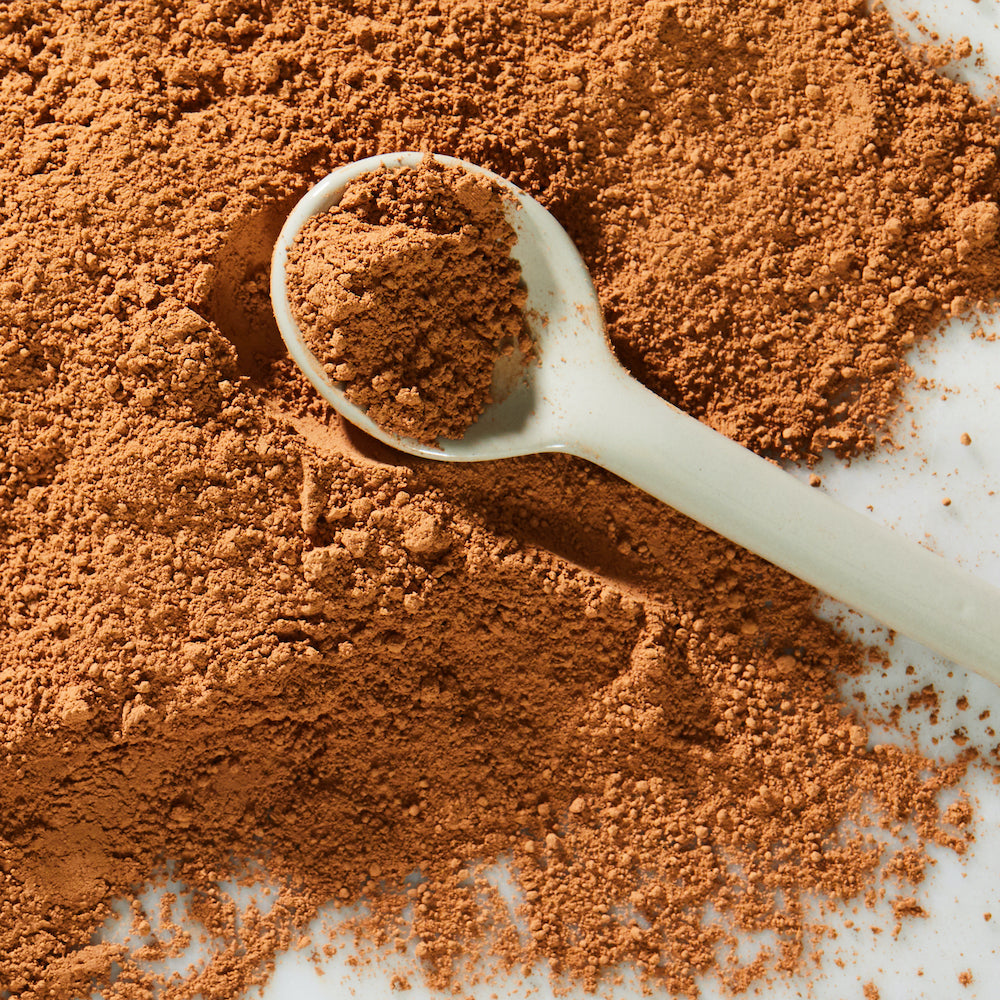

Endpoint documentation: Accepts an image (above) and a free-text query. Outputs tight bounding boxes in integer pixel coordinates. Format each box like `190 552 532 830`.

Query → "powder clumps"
891 895 929 936
0 0 997 998
593 0 1000 462
286 158 528 444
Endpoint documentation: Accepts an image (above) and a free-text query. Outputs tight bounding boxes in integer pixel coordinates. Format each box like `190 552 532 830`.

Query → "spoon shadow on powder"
203 201 299 382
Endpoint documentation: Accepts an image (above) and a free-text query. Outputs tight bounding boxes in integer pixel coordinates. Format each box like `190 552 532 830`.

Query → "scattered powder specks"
1 0 998 998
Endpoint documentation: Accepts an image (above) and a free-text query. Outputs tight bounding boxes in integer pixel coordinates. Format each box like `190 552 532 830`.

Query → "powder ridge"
286 157 528 444
0 0 996 998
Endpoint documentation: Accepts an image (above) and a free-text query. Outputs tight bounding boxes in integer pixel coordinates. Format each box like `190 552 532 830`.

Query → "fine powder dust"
286 158 528 444
0 1 998 999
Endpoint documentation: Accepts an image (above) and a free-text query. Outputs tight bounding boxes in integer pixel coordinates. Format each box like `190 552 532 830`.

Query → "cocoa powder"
0 1 997 999
585 3 1000 461
286 158 527 444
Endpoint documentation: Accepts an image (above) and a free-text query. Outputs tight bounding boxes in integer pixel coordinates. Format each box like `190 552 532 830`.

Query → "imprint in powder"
286 158 529 444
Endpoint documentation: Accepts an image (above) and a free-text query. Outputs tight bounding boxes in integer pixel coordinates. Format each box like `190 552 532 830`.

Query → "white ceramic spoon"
271 151 1000 685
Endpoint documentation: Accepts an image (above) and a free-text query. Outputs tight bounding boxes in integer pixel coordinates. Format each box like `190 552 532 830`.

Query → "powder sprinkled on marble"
0 0 997 997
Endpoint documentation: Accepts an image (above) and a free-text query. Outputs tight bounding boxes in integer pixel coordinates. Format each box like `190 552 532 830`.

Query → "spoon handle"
564 366 1000 684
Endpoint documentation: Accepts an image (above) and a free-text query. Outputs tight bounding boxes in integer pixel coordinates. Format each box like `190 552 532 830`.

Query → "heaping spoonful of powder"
284 156 530 445
273 152 1000 682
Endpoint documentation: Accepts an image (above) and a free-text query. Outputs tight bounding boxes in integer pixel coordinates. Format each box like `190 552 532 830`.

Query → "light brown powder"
586 2 1000 462
0 0 998 998
286 158 527 444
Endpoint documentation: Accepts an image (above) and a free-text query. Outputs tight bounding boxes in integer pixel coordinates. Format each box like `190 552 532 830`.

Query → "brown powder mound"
0 0 997 998
587 1 1000 461
286 159 527 444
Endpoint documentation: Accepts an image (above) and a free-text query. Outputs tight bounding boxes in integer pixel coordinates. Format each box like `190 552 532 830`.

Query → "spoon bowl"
271 151 616 462
272 152 1000 684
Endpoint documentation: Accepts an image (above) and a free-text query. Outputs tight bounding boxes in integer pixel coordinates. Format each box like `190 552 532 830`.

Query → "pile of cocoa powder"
286 157 527 444
0 1 997 998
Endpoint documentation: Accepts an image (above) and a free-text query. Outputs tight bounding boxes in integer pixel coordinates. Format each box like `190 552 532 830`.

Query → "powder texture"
286 158 527 444
0 1 997 998
587 1 1000 461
